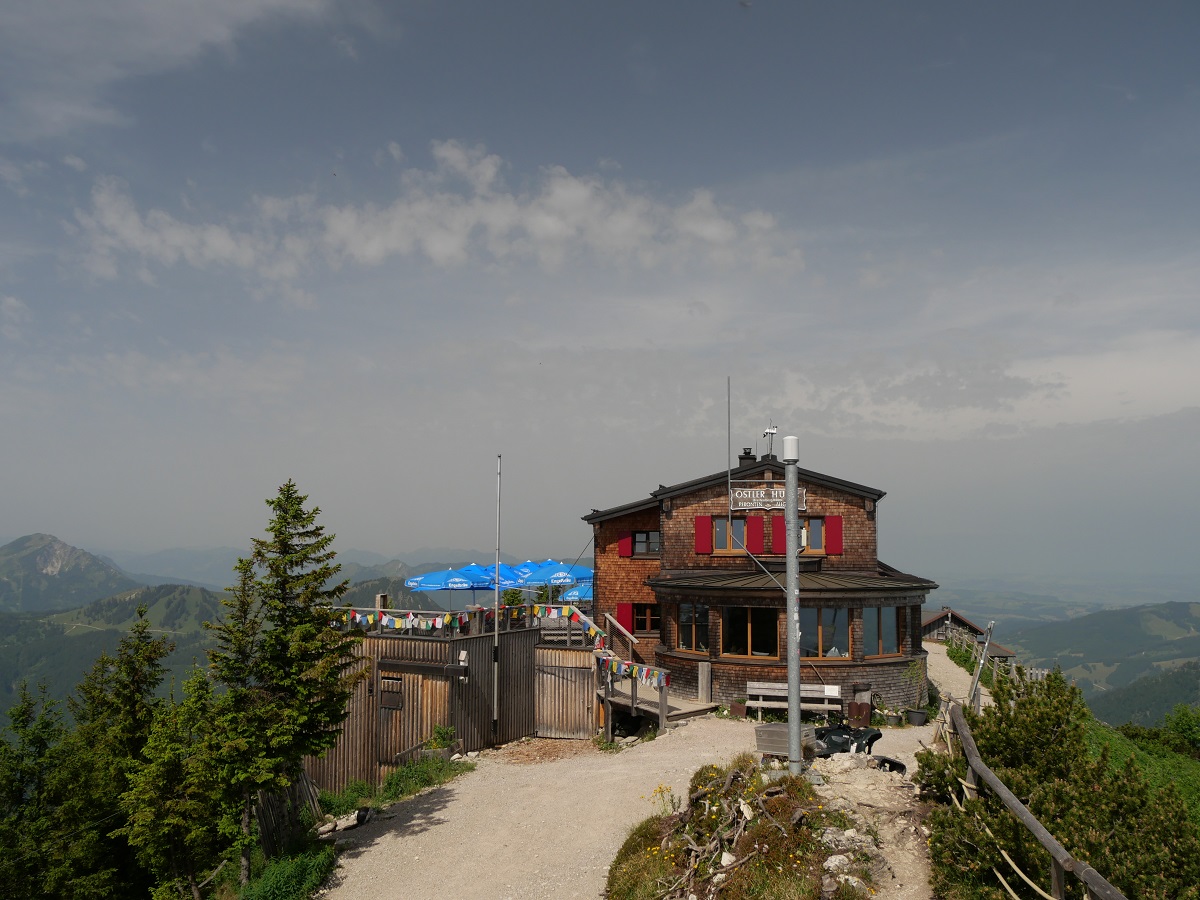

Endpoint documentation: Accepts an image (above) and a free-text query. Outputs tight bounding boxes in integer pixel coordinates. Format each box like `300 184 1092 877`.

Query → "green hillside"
340 576 443 611
1088 660 1200 726
47 583 226 633
0 533 143 612
0 610 212 712
1008 601 1200 696
2 584 225 712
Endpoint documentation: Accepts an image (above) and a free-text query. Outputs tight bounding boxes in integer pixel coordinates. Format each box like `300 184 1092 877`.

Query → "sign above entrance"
729 481 806 511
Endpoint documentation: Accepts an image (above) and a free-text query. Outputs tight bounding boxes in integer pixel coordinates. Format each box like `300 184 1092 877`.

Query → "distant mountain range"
0 534 143 612
0 533 532 710
1004 600 1200 701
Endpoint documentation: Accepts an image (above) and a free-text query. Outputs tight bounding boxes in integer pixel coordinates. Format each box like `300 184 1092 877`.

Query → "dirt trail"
320 644 978 899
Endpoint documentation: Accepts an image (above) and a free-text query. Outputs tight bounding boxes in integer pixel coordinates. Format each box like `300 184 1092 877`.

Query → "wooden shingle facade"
584 449 938 711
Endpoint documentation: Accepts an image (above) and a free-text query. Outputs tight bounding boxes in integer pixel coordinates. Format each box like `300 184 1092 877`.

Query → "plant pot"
730 701 748 718
884 713 903 727
906 709 928 726
421 747 452 761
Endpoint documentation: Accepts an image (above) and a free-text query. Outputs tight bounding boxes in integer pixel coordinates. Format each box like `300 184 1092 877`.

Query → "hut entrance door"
534 646 596 739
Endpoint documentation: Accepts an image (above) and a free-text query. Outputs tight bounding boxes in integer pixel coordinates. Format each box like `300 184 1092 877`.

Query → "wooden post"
630 673 638 716
964 766 980 801
603 666 614 743
658 683 668 732
1051 859 1067 899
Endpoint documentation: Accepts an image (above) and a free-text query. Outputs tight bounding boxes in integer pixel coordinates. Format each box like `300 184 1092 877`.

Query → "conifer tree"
247 479 363 772
207 480 363 883
117 669 224 900
46 608 172 899
0 683 65 898
206 558 282 886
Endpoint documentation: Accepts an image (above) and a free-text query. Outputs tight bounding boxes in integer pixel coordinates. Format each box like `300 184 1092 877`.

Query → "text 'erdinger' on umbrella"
560 582 593 603
520 563 594 586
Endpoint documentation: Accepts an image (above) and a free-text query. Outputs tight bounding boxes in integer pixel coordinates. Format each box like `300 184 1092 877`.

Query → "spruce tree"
117 669 225 900
206 558 284 886
206 480 363 882
0 684 66 898
46 608 172 899
248 479 363 772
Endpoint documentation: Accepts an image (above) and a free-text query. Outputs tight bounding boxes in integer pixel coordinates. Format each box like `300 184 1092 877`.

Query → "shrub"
379 756 473 804
920 669 1200 900
239 847 335 900
317 779 373 818
608 754 834 900
426 723 455 749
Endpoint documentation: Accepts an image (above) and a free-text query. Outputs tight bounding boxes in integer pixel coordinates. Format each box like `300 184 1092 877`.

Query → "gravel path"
321 644 981 900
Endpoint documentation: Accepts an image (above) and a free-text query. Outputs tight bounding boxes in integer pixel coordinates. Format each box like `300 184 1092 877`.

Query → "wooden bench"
745 681 842 721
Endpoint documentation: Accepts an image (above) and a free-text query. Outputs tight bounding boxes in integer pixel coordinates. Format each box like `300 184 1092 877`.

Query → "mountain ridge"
0 533 144 612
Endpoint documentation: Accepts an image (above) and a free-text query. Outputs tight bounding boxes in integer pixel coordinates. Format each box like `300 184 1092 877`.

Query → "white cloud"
0 0 335 141
74 141 805 286
76 176 285 279
63 155 88 172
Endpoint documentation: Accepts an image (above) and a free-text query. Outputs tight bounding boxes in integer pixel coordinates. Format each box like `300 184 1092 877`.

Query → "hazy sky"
2 1 1198 579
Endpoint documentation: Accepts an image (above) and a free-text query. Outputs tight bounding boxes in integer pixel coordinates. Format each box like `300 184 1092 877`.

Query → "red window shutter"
617 530 633 557
825 515 844 555
694 516 713 554
616 602 634 634
745 516 764 554
771 515 785 554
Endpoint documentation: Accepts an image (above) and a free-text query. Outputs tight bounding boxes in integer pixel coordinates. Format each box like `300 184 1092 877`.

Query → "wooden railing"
603 612 639 660
945 628 1050 692
326 602 603 646
944 702 1127 900
597 654 671 738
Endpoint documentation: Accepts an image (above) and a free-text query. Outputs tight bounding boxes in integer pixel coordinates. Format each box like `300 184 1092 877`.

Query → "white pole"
783 435 803 775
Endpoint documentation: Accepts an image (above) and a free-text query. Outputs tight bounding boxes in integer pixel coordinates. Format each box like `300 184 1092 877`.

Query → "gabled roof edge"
584 458 886 524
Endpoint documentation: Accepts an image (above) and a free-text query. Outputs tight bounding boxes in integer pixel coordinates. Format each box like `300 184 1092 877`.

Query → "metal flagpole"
783 435 804 775
492 454 501 741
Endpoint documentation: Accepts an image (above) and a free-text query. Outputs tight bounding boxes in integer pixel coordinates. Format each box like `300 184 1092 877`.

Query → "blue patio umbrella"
481 562 522 588
513 559 562 579
454 564 496 588
560 582 593 603
520 563 594 586
408 568 477 591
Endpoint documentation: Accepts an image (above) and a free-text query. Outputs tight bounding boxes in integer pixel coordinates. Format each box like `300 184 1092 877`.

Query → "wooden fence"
943 701 1127 900
305 603 603 790
945 628 1050 687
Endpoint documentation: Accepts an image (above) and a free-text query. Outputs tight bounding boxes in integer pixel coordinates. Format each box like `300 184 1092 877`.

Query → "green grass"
317 756 475 817
1084 716 1200 826
237 847 336 900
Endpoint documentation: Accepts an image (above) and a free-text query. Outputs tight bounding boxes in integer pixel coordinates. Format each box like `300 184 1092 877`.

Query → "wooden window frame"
712 517 747 555
677 602 710 653
797 606 852 659
633 602 660 633
863 607 903 658
633 530 661 556
719 606 779 659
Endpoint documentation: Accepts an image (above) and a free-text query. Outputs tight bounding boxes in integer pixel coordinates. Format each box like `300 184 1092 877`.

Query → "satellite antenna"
762 421 778 457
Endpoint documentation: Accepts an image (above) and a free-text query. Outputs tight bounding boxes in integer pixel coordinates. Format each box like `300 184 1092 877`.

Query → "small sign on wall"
729 481 805 511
